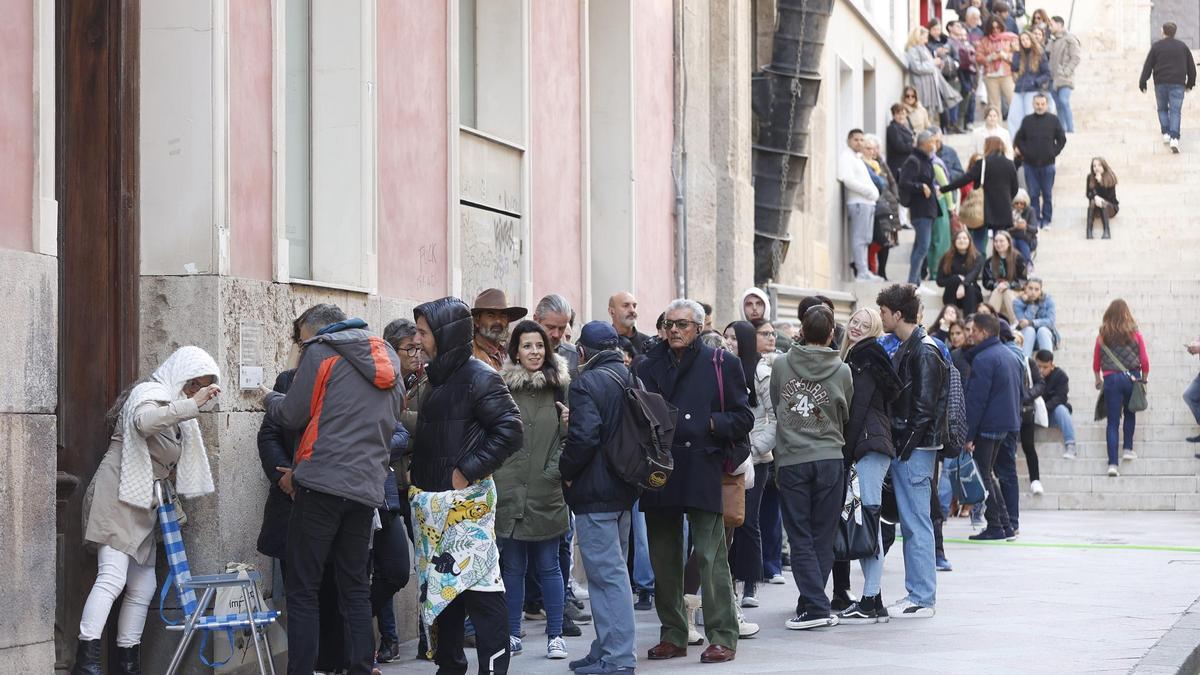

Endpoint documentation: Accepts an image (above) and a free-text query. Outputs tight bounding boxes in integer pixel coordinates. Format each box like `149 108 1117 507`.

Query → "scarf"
118 346 220 509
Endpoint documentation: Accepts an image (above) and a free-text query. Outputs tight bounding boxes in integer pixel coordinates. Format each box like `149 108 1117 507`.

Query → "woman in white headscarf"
73 346 220 675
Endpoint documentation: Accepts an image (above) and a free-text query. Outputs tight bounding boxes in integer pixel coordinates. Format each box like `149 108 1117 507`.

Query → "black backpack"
596 367 678 491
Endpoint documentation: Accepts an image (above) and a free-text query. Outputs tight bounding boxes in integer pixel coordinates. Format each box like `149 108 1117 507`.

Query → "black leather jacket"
891 326 949 460
410 297 523 492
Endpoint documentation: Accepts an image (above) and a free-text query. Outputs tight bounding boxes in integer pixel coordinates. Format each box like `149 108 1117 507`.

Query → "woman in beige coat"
73 346 220 675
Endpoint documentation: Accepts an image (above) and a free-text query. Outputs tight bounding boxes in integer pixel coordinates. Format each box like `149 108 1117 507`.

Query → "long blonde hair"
906 26 930 51
840 307 884 361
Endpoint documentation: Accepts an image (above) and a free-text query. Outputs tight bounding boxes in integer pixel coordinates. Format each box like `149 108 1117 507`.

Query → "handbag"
721 473 746 528
960 158 985 229
946 450 987 505
1097 341 1149 414
1033 396 1049 428
833 465 880 561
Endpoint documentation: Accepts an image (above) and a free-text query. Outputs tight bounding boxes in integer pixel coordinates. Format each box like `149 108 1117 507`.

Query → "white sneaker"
1164 133 1173 144
887 599 935 618
1108 465 1120 477
855 272 885 282
1123 450 1137 461
570 579 589 600
767 574 787 585
1171 138 1181 153
1030 479 1044 495
916 285 938 296
546 636 568 660
737 611 761 638
1062 445 1077 459
741 594 760 608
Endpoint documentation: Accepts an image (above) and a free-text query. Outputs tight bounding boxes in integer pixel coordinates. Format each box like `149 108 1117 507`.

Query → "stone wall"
0 249 57 672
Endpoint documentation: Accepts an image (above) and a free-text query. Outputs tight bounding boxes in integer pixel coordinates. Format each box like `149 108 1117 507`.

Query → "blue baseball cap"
577 321 620 351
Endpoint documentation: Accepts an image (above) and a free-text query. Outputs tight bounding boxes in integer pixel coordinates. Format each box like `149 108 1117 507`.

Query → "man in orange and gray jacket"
263 303 404 675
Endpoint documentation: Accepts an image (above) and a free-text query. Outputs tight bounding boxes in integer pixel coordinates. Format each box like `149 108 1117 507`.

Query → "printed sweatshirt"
770 344 854 468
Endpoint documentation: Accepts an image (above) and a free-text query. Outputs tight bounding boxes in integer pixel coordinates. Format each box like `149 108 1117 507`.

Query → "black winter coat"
410 297 523 492
635 340 754 514
559 350 640 514
1041 365 1072 413
886 120 914 180
1086 175 1120 213
891 327 950 460
843 338 903 461
982 253 1028 291
256 370 298 559
899 152 943 220
943 153 1019 230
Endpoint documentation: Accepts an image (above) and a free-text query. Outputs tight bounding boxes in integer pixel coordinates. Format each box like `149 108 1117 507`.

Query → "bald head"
608 292 639 335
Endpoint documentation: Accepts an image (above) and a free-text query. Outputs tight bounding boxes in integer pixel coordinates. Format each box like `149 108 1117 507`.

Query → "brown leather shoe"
647 641 688 660
700 644 736 663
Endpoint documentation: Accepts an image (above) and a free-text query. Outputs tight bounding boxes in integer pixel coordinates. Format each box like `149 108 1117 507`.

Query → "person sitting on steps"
1085 157 1119 240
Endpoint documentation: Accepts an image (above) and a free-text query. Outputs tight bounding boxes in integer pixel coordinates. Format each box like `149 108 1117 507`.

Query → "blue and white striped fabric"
158 500 199 618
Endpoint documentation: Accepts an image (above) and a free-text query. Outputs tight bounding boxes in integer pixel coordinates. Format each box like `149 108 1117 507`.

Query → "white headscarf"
118 346 220 509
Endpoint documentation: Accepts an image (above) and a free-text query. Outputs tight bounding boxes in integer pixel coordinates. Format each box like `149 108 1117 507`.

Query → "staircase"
860 1 1200 510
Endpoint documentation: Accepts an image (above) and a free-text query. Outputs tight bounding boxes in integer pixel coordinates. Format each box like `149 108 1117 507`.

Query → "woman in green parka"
497 319 572 660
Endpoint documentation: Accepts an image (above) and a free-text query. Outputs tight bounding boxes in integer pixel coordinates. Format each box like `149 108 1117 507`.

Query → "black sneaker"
566 601 592 624
830 589 857 613
785 611 839 630
1187 434 1200 443
524 599 546 620
634 590 654 611
969 528 1007 541
837 594 888 625
561 614 583 637
376 637 398 663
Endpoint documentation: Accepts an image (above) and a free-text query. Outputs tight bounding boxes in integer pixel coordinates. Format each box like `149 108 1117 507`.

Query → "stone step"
1030 440 1200 459
1031 474 1197 494
1032 457 1200 476
1020 492 1200 511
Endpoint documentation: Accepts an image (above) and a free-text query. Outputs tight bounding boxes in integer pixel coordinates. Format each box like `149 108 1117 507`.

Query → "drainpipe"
751 0 835 286
672 0 688 299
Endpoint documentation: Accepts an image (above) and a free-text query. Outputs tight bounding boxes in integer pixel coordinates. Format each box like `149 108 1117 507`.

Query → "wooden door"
55 0 139 669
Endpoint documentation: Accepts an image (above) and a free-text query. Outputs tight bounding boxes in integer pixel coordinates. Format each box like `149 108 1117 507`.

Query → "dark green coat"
495 359 570 541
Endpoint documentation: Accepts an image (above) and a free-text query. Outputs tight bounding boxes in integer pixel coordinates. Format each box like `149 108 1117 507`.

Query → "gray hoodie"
770 344 854 468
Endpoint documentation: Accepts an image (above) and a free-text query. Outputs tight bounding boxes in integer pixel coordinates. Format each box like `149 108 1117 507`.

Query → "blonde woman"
905 27 945 120
833 308 902 625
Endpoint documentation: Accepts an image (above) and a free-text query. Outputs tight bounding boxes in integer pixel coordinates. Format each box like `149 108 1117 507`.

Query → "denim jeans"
909 217 934 284
1020 326 1055 357
760 466 784 577
1051 404 1077 444
970 227 990 259
994 432 1021 531
854 453 890 597
499 538 564 638
889 448 937 608
938 459 953 517
1103 372 1139 464
1024 164 1057 226
777 460 845 615
576 511 636 669
1156 83 1186 139
1013 238 1033 268
1053 86 1074 132
1185 373 1200 426
630 501 655 592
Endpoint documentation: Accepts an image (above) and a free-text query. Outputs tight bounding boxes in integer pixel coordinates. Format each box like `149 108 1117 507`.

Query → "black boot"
114 645 141 675
1086 206 1095 239
71 639 103 675
1101 209 1111 239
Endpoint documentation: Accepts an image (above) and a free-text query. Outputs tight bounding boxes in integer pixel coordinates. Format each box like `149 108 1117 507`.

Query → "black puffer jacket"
256 370 297 559
891 327 950 460
559 349 639 514
410 297 523 492
843 338 903 461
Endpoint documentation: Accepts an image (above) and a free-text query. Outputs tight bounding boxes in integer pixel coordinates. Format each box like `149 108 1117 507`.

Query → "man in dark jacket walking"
898 130 942 285
262 304 405 675
559 321 640 674
963 313 1023 541
636 299 754 665
411 296 524 675
1140 21 1197 152
1013 94 1067 229
876 285 947 618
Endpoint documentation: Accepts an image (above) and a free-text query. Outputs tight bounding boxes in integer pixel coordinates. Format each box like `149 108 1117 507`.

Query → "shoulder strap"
980 157 986 187
597 366 632 389
1098 340 1132 373
713 350 726 412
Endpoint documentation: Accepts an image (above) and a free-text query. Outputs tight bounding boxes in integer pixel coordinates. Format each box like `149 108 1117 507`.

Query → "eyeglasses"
756 330 777 338
399 346 422 357
662 319 699 331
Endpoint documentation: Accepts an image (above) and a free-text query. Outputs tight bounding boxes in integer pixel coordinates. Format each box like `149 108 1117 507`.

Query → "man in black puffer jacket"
411 296 523 675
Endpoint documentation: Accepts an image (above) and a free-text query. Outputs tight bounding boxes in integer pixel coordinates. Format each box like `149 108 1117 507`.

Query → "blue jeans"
908 217 934 284
1051 404 1077 444
938 459 953 517
1053 86 1074 132
760 467 784 577
994 432 1020 531
890 449 936 608
1013 238 1033 268
1103 372 1139 465
499 537 564 638
1185 373 1200 426
855 452 890 597
1024 164 1057 226
576 511 636 669
1156 83 1186 139
631 502 655 592
1020 326 1055 357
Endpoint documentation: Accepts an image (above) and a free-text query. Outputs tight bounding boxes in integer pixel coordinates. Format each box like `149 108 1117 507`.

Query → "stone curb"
1133 597 1200 674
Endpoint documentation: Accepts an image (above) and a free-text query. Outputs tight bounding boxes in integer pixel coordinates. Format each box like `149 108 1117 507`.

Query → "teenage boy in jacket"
1035 350 1077 458
963 313 1023 541
1013 94 1067 229
411 296 524 675
770 305 853 630
1140 21 1197 152
262 304 405 675
558 321 640 675
876 284 947 619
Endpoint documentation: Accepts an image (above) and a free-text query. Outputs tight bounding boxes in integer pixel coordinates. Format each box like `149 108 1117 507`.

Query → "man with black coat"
876 284 947 619
636 299 754 665
1013 93 1067 228
898 130 943 285
558 321 640 674
1140 21 1197 152
410 296 524 675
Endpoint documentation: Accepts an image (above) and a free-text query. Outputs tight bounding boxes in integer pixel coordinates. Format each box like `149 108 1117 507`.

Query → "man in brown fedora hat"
471 288 527 371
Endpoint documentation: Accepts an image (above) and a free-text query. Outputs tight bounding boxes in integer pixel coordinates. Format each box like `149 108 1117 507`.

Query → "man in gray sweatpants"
839 128 881 281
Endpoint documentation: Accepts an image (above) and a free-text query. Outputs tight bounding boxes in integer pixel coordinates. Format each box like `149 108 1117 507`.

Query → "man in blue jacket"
963 313 1023 541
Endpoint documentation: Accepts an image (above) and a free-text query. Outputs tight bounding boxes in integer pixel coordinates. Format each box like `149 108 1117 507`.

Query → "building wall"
0 0 34 252
230 0 274 282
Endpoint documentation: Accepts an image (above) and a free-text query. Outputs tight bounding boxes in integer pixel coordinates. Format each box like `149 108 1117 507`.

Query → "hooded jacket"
264 324 403 507
770 344 854 468
843 338 903 461
410 297 523 492
740 287 772 321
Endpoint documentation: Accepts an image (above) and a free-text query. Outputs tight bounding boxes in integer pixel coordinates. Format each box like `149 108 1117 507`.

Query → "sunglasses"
662 320 699 331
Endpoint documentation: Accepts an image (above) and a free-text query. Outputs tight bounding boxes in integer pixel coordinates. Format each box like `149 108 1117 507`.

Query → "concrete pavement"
383 510 1200 674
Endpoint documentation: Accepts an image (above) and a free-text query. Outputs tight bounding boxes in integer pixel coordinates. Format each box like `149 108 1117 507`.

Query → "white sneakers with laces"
887 599 935 619
546 636 568 660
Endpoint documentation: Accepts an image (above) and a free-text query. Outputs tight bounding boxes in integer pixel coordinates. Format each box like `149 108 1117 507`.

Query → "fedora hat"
470 288 527 321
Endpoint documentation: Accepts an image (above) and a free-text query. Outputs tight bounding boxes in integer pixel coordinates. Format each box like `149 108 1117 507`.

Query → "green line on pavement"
940 537 1200 553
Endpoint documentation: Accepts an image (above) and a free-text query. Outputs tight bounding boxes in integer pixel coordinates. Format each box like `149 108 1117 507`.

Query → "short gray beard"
479 325 507 344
